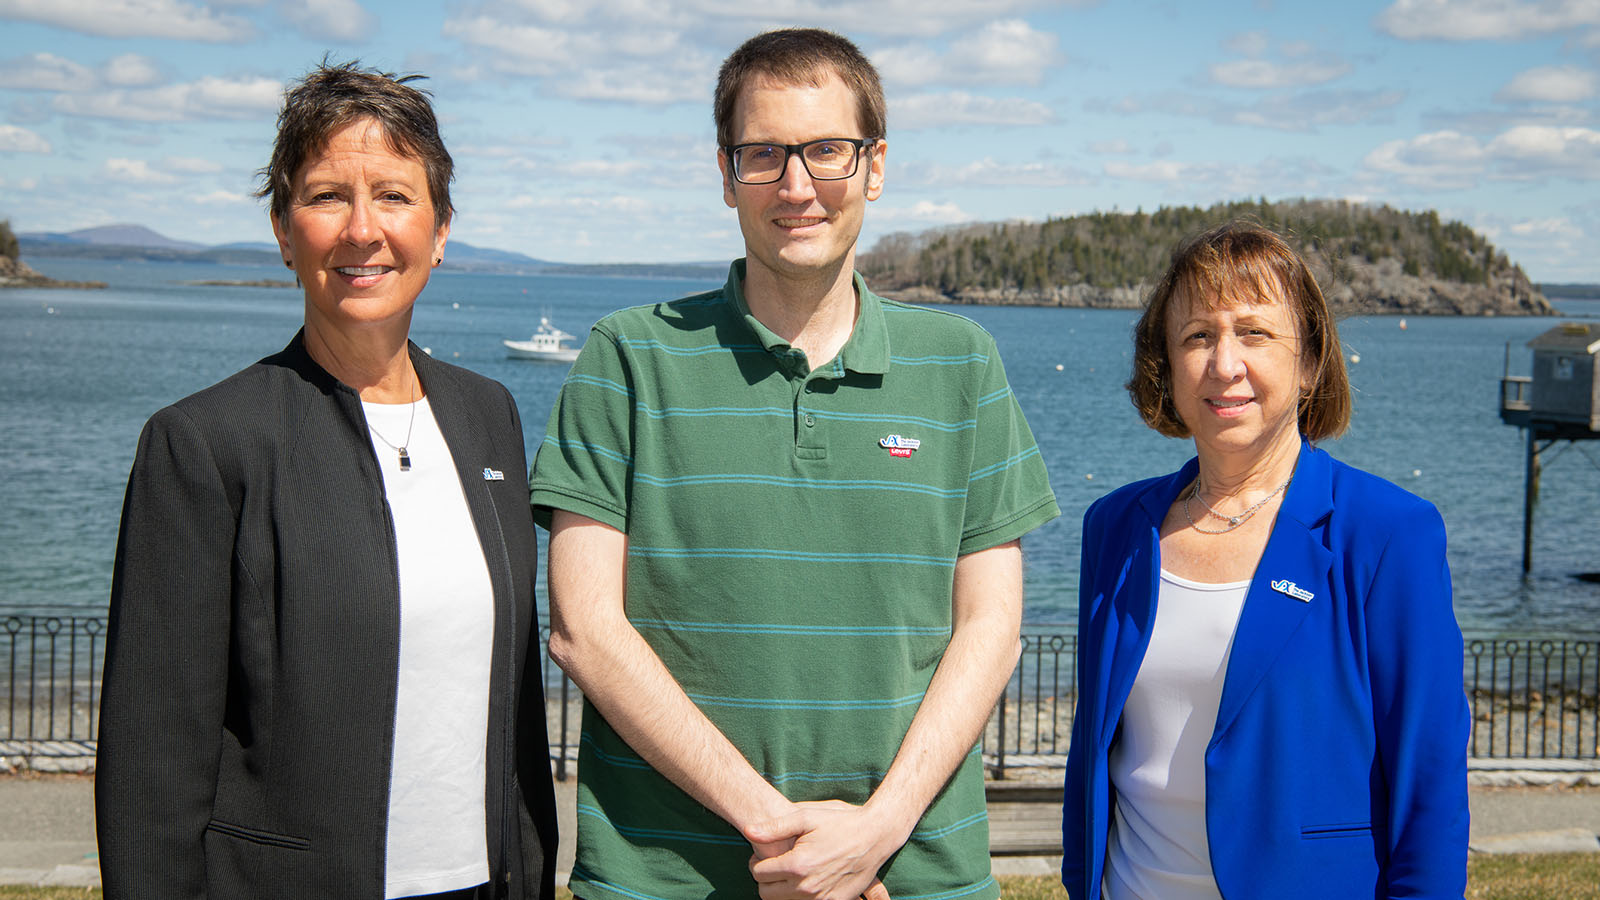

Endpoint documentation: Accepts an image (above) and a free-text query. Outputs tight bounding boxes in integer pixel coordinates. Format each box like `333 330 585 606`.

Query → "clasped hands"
745 799 907 900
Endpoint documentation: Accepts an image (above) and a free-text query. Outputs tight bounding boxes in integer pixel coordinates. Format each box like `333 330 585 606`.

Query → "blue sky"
1 0 1597 280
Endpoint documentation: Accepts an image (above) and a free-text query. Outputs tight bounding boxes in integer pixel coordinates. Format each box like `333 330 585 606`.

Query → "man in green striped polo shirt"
531 27 1058 900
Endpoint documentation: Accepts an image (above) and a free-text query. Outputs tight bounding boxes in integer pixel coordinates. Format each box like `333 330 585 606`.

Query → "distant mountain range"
17 224 724 279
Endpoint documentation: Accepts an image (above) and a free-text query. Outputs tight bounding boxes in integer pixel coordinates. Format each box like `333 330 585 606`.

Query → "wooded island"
859 199 1553 316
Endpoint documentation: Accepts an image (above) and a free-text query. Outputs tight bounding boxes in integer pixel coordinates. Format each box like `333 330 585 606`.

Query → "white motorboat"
504 317 582 362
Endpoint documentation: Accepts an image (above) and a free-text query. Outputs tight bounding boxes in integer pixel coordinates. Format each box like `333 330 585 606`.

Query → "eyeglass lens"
733 140 862 183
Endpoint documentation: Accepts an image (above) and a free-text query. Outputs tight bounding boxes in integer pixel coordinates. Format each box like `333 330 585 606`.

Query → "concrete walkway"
3 769 1598 888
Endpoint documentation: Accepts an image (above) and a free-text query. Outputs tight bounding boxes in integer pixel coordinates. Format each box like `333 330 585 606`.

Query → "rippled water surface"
3 259 1596 633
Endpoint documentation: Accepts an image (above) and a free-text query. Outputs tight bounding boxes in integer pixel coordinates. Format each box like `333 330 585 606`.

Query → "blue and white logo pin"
482 468 505 481
879 434 922 458
1270 579 1314 602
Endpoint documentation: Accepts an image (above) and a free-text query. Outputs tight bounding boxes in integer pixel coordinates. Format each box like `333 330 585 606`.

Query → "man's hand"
746 800 904 900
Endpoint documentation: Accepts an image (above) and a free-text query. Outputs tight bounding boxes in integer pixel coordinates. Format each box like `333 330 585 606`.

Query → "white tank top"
1104 568 1249 900
365 397 493 898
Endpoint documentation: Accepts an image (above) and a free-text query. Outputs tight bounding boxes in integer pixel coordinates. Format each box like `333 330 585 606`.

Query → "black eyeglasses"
723 138 877 185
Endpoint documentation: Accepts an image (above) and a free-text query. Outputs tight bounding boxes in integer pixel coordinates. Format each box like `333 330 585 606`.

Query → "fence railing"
5 612 1598 778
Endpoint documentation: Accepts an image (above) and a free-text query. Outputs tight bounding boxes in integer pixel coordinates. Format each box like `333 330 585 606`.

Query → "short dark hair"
256 60 453 229
1128 220 1351 441
713 28 886 148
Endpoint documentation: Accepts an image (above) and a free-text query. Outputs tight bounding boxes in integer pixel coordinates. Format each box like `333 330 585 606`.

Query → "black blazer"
96 333 557 900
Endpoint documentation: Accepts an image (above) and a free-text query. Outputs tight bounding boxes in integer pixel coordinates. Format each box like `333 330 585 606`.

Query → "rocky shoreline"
187 279 296 288
0 255 105 290
879 257 1555 317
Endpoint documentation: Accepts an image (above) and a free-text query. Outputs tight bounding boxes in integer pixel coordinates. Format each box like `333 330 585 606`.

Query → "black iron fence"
5 612 1598 777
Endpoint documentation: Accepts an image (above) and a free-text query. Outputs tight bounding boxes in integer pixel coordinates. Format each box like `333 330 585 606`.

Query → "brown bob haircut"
256 60 454 230
1128 220 1351 441
713 28 887 148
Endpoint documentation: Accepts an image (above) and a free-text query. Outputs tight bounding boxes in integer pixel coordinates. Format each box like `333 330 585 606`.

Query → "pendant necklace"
1182 474 1291 534
367 378 418 472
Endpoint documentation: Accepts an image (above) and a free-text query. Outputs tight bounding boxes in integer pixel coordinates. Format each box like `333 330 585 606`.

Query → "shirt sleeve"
528 323 634 532
958 333 1060 555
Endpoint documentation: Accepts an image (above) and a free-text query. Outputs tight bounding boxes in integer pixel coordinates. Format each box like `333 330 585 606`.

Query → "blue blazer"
1061 442 1468 900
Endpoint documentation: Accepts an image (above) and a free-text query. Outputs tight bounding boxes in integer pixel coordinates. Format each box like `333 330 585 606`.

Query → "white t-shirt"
1104 568 1249 900
365 397 493 898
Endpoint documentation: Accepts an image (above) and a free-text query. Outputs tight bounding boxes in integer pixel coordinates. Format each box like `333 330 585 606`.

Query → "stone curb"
1470 828 1600 855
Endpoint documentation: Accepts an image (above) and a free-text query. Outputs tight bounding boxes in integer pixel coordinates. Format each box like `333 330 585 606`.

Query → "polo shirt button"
804 383 814 393
804 414 815 427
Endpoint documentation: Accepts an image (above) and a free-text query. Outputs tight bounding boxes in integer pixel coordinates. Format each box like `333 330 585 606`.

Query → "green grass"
993 857 1600 900
7 857 1599 900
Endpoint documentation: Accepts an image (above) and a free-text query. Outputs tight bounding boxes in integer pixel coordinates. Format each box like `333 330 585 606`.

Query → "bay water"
3 258 1597 634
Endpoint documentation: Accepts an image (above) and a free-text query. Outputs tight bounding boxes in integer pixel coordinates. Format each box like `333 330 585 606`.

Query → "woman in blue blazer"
1061 222 1468 900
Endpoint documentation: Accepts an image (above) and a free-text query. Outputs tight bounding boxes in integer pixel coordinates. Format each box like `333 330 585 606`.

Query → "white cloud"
499 193 656 214
873 44 943 86
1108 88 1404 132
454 138 572 157
0 124 52 153
1495 65 1597 103
1099 155 1338 197
1509 216 1583 238
550 159 652 179
1363 130 1487 188
1087 139 1133 155
1424 103 1595 132
893 91 1055 130
1375 0 1600 40
442 14 712 104
1223 30 1271 57
1362 125 1600 188
193 188 251 205
53 75 281 122
652 0 1075 39
0 52 96 91
104 158 180 184
163 155 225 174
279 0 375 42
0 0 254 41
1487 124 1600 177
1104 160 1190 182
443 3 1071 101
897 157 1091 187
947 19 1060 85
870 199 971 225
559 63 710 105
1209 57 1351 89
876 19 1060 87
101 53 165 88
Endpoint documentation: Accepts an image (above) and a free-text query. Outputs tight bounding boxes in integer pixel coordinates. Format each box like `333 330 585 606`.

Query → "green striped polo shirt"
529 260 1058 900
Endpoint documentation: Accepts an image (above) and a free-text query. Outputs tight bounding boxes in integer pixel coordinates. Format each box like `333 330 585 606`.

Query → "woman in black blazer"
95 61 557 900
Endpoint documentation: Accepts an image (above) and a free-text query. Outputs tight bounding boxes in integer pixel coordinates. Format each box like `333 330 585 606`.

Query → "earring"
283 259 293 269
434 257 442 265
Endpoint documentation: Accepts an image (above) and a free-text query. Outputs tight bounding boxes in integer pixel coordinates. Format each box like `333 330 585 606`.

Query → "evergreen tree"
0 220 19 261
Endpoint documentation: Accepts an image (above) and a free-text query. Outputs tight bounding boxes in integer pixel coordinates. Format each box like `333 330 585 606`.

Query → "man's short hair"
713 28 886 147
1127 220 1352 441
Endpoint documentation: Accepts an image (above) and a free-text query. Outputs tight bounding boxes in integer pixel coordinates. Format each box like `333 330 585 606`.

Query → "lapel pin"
482 468 505 481
879 434 921 458
1270 579 1314 602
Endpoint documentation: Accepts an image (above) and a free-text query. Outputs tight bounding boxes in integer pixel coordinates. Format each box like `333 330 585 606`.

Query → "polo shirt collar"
724 257 891 376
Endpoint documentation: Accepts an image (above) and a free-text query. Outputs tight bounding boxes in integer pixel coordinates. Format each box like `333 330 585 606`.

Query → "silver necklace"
367 382 417 472
1182 474 1291 534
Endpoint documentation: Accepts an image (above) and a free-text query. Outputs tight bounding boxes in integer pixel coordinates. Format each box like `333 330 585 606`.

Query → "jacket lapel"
1212 443 1334 742
1098 460 1199 750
